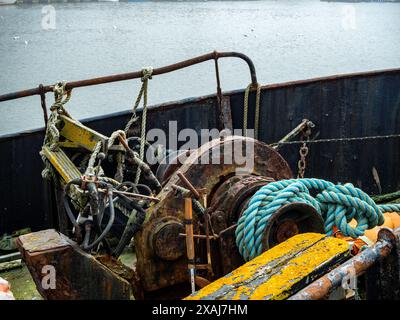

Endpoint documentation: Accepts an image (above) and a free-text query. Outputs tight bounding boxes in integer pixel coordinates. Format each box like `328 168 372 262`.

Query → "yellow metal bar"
42 146 81 183
59 115 108 151
185 233 350 300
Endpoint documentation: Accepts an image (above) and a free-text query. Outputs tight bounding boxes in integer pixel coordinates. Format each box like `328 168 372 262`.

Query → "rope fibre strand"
235 178 400 261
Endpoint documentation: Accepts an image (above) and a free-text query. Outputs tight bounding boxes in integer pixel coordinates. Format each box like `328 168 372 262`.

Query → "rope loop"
50 81 72 114
124 67 153 135
235 178 400 261
141 66 153 82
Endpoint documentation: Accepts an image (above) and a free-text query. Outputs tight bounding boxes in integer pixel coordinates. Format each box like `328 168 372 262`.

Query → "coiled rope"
235 178 400 261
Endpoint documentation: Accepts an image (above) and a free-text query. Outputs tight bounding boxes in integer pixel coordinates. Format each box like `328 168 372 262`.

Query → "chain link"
297 126 312 178
297 136 309 178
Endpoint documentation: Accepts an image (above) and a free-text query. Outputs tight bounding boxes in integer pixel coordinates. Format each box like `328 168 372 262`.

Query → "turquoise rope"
235 178 400 261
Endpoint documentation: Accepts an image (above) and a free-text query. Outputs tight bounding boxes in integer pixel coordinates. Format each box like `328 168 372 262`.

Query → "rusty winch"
14 52 326 299
15 115 323 298
134 135 326 296
17 131 326 299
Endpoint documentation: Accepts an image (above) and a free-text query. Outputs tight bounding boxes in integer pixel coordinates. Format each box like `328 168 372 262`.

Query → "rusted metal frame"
194 264 211 270
271 119 315 150
38 84 48 127
288 228 400 300
97 188 159 203
179 233 218 240
177 172 214 276
218 223 238 236
0 51 257 103
198 186 213 277
213 53 224 129
204 212 213 277
177 172 200 199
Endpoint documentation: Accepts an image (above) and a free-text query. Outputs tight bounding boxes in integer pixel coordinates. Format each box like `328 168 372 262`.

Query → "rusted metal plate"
220 96 233 131
17 229 135 300
18 229 70 253
217 225 244 276
185 233 350 300
208 175 275 276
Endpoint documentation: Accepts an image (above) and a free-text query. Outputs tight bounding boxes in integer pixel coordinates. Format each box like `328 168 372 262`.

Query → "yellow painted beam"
42 146 81 183
59 115 107 151
185 233 350 300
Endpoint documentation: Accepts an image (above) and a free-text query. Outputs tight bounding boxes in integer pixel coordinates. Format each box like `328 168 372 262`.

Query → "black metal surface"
365 227 400 300
0 68 399 234
230 68 400 194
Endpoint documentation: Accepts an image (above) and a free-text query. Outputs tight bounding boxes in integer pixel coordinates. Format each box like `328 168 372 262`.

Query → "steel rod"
288 228 399 300
177 172 200 199
98 188 159 202
0 51 257 103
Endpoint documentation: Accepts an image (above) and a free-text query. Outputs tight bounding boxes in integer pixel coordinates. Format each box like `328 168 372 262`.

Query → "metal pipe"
38 84 48 126
270 119 315 150
289 228 400 300
98 188 159 202
0 51 257 103
178 233 218 240
177 172 200 199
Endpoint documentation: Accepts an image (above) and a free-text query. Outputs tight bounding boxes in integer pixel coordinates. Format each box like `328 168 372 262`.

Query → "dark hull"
1 68 400 234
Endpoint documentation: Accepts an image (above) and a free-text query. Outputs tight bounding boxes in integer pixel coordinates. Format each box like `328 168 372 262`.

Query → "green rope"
235 178 400 261
134 67 153 184
372 190 400 204
124 83 145 135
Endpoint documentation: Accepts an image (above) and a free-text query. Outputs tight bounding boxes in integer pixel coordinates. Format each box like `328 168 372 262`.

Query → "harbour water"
0 0 399 134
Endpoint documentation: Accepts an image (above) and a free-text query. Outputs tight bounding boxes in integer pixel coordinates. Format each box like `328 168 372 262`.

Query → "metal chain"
297 132 310 179
275 133 400 146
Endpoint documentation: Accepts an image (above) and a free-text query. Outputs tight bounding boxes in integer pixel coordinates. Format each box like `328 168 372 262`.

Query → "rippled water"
0 0 399 134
